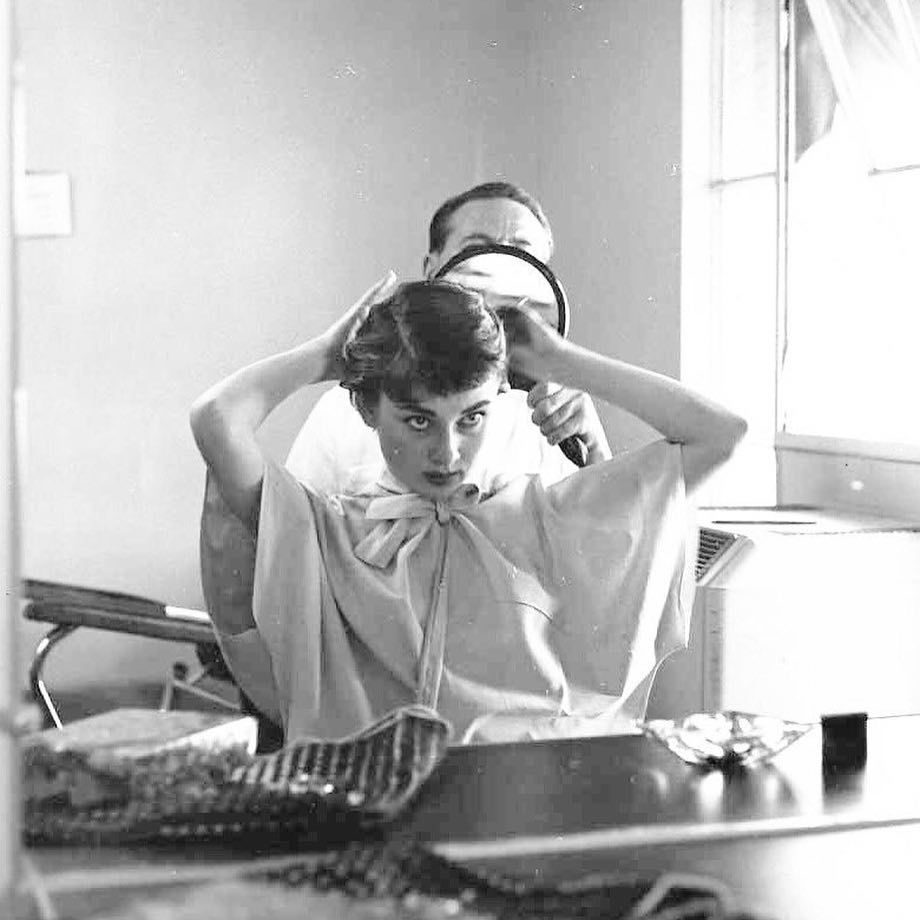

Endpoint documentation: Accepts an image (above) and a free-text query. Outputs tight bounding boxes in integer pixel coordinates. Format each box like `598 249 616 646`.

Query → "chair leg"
158 662 182 711
160 661 239 713
29 624 78 729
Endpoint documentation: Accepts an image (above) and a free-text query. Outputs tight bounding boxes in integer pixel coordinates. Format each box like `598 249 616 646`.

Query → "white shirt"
284 385 576 493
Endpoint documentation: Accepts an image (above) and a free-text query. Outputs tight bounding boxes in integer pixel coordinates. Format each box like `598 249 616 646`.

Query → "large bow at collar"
355 484 482 568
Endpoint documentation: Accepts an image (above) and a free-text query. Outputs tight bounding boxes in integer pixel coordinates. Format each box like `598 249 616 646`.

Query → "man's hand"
317 270 399 381
527 381 612 466
501 303 613 467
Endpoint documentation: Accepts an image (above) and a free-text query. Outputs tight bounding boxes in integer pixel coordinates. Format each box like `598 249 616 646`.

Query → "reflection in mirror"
2 0 18 903
8 4 920 915
14 0 682 745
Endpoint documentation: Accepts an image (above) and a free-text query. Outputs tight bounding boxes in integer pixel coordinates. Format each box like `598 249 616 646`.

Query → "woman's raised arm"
189 272 397 527
504 307 747 491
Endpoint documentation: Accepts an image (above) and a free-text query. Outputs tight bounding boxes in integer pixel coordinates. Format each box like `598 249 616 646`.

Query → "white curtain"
796 0 920 168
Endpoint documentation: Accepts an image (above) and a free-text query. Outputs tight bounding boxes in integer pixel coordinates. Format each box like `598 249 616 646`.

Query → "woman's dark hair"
341 280 506 411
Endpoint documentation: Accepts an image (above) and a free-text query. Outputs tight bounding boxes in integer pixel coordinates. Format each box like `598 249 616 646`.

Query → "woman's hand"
316 270 398 381
499 300 568 384
191 271 399 526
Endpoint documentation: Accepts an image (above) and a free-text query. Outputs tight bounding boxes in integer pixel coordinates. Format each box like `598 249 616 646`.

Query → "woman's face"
364 375 503 498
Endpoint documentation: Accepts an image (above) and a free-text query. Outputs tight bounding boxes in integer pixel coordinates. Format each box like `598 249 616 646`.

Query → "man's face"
424 198 553 277
363 376 502 499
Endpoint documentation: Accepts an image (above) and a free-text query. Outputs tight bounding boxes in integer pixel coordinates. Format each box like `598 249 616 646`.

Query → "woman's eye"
406 416 430 431
460 412 485 429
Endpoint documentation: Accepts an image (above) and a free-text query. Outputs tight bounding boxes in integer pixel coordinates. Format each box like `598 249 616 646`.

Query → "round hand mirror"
434 243 587 468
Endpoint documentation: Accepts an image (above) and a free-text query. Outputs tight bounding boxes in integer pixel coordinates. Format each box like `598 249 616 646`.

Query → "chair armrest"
22 579 218 647
23 579 170 618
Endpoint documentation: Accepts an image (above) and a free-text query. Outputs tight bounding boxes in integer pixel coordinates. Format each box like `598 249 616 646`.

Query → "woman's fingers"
349 269 399 326
339 270 399 345
359 269 399 307
320 270 399 380
500 302 562 385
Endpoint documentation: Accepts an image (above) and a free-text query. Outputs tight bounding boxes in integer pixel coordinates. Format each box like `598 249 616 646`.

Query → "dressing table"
21 711 920 919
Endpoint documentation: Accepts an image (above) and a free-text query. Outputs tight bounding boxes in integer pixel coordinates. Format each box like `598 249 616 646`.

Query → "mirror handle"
560 434 588 469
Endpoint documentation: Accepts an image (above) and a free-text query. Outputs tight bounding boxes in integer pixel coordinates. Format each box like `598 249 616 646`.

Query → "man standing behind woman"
198 181 738 744
284 181 612 494
201 182 615 743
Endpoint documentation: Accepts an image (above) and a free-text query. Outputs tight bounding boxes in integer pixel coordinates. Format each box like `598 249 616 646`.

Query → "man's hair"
427 181 554 256
341 280 506 411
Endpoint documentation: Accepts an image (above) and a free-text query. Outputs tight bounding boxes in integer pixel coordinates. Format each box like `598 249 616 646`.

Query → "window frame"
777 0 920 519
683 0 920 521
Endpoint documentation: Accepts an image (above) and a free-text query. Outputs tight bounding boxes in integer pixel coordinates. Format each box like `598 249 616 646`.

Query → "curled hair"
341 280 506 411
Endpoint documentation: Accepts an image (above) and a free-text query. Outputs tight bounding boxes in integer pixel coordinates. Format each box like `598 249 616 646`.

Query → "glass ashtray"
641 711 814 767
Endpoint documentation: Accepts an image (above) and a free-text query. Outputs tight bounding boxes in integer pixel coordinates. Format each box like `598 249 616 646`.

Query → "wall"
16 0 681 687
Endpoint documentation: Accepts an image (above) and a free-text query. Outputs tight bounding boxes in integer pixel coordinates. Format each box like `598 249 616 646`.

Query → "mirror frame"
2 0 22 907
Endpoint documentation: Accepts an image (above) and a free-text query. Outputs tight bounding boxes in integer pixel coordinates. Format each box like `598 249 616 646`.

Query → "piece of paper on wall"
16 172 73 237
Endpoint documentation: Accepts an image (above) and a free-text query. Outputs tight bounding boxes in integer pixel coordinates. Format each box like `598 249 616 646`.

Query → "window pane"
701 175 779 506
783 126 920 442
782 2 920 445
716 176 778 442
720 0 779 179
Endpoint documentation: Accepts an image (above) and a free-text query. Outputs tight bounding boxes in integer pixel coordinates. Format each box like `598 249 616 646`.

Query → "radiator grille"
696 527 740 583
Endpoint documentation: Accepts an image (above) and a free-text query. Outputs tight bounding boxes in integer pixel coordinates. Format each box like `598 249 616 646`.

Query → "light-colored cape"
200 440 696 744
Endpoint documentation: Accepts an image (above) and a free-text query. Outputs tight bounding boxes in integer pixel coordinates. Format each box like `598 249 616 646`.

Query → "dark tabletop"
25 714 920 920
394 713 920 844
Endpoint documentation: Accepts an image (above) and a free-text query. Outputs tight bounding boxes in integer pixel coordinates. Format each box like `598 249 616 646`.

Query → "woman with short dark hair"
191 278 746 744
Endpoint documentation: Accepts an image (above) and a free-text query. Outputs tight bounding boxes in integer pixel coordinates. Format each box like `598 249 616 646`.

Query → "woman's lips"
423 471 462 486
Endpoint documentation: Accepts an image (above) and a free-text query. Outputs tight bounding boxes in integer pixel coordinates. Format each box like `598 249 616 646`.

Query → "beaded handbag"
23 706 450 846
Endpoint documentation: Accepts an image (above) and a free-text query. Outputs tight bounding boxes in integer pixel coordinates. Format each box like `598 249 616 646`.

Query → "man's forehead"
444 198 551 257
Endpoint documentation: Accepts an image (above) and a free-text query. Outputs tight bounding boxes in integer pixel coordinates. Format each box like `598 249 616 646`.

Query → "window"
782 0 920 446
683 0 920 518
681 0 781 507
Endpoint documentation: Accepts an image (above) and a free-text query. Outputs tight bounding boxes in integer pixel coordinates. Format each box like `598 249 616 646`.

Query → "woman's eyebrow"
393 399 492 415
393 401 434 415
